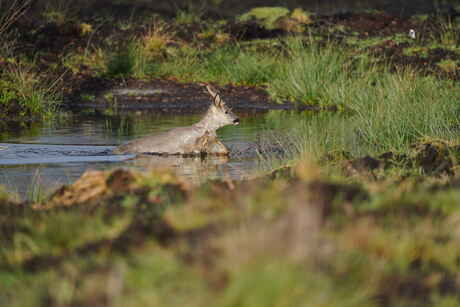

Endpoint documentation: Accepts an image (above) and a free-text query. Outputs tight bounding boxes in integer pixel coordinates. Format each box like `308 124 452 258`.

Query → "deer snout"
233 118 240 125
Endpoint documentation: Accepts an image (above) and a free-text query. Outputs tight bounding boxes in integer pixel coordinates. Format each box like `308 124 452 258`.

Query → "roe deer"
113 85 239 155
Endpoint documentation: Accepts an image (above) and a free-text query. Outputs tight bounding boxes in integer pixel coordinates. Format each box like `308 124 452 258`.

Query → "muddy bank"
71 79 332 114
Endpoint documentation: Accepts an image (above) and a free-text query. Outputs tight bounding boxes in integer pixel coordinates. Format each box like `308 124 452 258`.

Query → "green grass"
0 63 61 119
267 39 355 105
248 39 460 162
0 1 62 121
106 41 150 78
155 44 279 85
3 166 460 306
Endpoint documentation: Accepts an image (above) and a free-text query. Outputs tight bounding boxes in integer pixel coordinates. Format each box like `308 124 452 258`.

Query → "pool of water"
0 112 270 198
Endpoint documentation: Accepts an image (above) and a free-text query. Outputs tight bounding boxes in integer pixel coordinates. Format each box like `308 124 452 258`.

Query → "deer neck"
195 111 222 131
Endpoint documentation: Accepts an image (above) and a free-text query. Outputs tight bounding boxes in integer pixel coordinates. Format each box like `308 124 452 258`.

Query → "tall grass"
259 39 460 162
106 42 141 77
0 1 61 120
348 70 460 152
268 39 354 105
0 63 61 119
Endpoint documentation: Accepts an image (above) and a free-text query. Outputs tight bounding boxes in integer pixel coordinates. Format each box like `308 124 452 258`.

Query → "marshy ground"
4 2 460 306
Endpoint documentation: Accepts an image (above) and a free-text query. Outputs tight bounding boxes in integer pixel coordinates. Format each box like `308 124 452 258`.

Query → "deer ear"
206 85 226 108
216 94 223 107
206 85 217 98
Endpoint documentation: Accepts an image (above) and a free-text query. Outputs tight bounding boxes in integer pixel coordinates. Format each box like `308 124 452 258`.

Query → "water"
0 112 268 198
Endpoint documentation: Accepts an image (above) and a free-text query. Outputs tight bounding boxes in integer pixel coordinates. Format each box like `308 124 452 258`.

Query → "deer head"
202 85 239 130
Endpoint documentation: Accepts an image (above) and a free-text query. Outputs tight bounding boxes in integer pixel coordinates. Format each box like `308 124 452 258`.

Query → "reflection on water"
129 154 237 182
0 112 268 198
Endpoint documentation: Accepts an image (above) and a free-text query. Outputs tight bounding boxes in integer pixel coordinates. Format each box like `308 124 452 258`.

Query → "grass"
0 0 62 121
246 38 460 162
267 39 354 105
142 20 174 60
431 16 460 47
154 43 279 85
3 165 460 306
106 21 174 78
0 63 61 119
348 71 460 151
0 0 31 38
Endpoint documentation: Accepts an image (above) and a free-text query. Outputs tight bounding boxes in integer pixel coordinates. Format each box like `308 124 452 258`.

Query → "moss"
237 7 312 32
238 7 290 30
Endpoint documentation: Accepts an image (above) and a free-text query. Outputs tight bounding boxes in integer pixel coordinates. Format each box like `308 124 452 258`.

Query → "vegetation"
0 0 61 121
4 2 460 306
3 163 460 306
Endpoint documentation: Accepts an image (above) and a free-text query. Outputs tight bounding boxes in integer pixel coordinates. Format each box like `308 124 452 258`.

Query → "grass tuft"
0 62 61 119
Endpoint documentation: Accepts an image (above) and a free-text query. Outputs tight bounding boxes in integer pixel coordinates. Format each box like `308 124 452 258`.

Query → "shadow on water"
0 112 277 198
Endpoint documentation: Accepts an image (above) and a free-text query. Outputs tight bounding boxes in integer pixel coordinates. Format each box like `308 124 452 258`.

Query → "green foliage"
268 39 351 105
258 39 460 160
158 45 278 85
106 41 152 78
199 46 278 85
403 46 429 58
106 45 137 77
0 63 61 119
220 261 373 307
